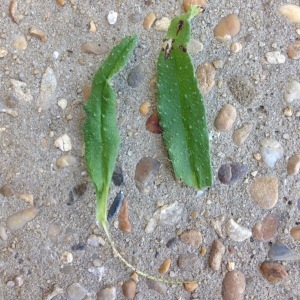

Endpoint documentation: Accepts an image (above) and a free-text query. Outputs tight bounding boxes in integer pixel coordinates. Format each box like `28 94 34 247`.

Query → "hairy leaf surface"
157 8 212 189
83 35 137 225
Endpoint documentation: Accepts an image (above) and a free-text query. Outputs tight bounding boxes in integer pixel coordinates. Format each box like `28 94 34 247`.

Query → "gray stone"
145 279 167 295
96 286 116 300
268 242 300 261
218 162 249 185
260 139 284 168
177 253 201 270
66 283 87 300
127 65 144 88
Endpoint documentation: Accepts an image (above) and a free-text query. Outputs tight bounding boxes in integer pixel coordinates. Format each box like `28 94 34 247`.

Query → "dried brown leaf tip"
9 0 24 24
146 111 163 134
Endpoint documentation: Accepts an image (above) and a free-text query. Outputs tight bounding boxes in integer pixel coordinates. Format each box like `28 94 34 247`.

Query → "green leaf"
83 35 137 227
157 8 212 190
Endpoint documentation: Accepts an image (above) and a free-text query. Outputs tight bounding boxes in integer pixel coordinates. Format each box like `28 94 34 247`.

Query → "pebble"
0 184 14 197
14 276 23 287
177 253 201 270
120 280 136 299
11 35 27 50
214 14 241 42
9 0 24 23
166 237 178 248
222 270 246 300
56 155 77 168
0 102 18 117
107 192 124 221
210 215 226 238
183 0 206 12
187 39 203 54
230 42 242 53
45 285 64 300
127 65 144 88
37 67 57 109
71 242 86 251
129 13 143 24
227 76 256 106
209 240 225 271
143 12 156 30
249 177 278 209
139 101 151 116
290 225 300 241
268 242 300 261
112 164 124 186
283 80 300 103
57 98 68 110
287 40 300 59
145 202 183 233
0 226 8 240
81 42 104 55
265 51 286 64
196 62 216 94
60 251 73 264
47 223 61 243
179 229 202 248
0 47 8 58
260 139 284 168
158 258 171 274
28 28 47 42
183 282 198 293
226 219 252 242
89 21 96 32
18 193 34 206
212 59 224 69
96 286 116 300
232 123 252 146
218 162 249 185
87 234 105 247
154 17 171 31
278 4 300 23
214 104 237 131
118 199 132 233
146 111 163 134
287 155 300 175
11 79 33 102
252 214 279 242
66 283 87 300
145 279 167 295
134 157 160 192
54 134 72 152
107 10 118 25
260 262 288 283
7 207 39 231
56 0 65 5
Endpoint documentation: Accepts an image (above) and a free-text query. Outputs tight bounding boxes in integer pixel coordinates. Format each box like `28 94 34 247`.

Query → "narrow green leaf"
157 7 212 190
83 35 137 226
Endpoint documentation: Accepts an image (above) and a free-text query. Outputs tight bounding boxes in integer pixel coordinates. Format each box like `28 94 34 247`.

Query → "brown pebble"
139 101 151 116
143 12 156 30
209 239 225 271
287 155 300 175
12 36 27 50
249 177 278 209
83 84 91 101
9 0 24 23
56 0 65 5
183 282 198 293
29 28 47 42
214 104 237 131
290 225 300 241
158 258 171 274
260 262 288 283
118 199 132 233
287 40 300 59
214 14 241 42
0 184 14 197
7 207 39 231
252 213 279 242
146 111 162 134
180 229 202 248
200 246 207 256
232 123 252 146
183 0 206 12
122 280 136 299
130 272 139 282
81 42 104 55
196 62 216 94
222 270 246 300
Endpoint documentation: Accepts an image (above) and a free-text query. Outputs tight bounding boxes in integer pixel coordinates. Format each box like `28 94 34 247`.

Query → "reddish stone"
252 213 279 242
260 262 288 283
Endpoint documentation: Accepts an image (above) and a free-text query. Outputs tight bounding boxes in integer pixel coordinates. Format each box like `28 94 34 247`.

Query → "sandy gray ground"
0 0 300 299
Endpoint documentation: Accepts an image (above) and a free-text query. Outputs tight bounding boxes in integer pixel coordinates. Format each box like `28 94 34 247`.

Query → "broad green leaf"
157 7 212 190
83 35 137 227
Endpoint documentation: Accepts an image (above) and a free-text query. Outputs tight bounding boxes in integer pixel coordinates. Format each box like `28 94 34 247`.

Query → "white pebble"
54 134 72 152
56 155 77 168
60 251 73 263
0 226 8 240
154 17 171 31
283 80 300 103
87 234 105 247
14 276 24 287
260 138 284 168
57 98 68 110
226 219 252 242
265 51 286 64
107 10 118 25
67 283 87 300
53 51 60 59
